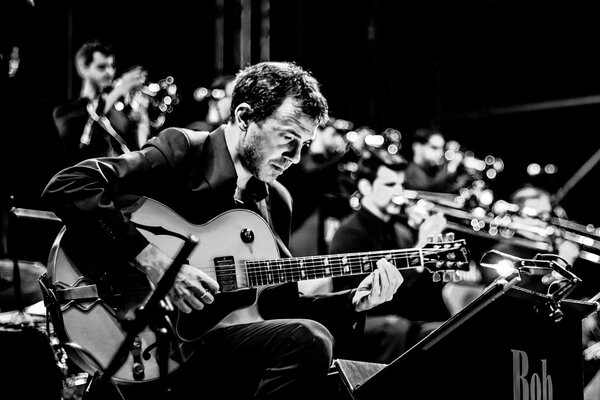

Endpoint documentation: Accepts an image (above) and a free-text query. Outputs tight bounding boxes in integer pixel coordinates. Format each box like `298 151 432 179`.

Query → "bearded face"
239 98 316 182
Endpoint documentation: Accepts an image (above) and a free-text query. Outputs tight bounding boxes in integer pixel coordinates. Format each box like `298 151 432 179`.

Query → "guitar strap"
261 197 293 259
81 99 132 155
239 188 293 259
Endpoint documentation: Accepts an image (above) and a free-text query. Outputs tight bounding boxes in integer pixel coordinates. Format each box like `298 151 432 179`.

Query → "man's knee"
289 320 334 366
378 315 412 336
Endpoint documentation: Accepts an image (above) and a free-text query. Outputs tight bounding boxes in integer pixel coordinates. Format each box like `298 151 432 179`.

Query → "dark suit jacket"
53 97 142 167
330 208 450 321
42 126 363 352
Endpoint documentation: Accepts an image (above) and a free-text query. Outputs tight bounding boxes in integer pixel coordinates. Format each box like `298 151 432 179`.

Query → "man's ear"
75 57 87 79
357 178 372 197
234 103 253 131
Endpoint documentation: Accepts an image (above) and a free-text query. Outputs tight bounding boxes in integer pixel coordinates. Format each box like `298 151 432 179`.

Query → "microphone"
482 250 552 271
482 251 582 304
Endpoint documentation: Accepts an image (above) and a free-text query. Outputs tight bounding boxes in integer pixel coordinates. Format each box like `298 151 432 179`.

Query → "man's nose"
284 143 303 164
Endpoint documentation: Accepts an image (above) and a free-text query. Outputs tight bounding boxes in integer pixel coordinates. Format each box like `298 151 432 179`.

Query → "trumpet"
114 75 180 129
491 198 600 261
444 140 504 181
395 192 600 264
137 76 180 128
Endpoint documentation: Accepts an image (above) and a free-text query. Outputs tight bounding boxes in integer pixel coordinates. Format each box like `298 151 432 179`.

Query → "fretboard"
245 248 424 287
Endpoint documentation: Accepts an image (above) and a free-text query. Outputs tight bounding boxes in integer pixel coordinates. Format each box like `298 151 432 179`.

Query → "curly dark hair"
230 61 329 126
75 40 114 67
411 127 441 144
356 149 407 183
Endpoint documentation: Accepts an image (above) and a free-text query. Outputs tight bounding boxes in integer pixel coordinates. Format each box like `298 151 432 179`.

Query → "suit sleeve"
41 127 190 260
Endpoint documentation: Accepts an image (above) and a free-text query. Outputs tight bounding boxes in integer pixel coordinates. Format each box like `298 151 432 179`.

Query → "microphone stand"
482 250 582 322
83 235 199 400
6 204 25 316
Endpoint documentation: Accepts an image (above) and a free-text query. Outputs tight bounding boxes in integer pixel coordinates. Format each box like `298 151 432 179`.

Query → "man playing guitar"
42 61 405 400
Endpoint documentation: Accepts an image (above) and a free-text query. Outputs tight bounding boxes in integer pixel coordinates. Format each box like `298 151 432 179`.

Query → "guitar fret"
272 259 283 284
385 253 396 269
341 255 351 275
258 261 267 285
265 260 273 284
305 257 315 280
396 252 411 269
290 259 298 282
331 255 344 277
252 261 262 286
389 251 410 270
247 261 258 287
353 255 364 275
323 257 332 277
289 259 299 282
281 259 291 283
299 259 307 280
312 257 325 279
361 255 374 274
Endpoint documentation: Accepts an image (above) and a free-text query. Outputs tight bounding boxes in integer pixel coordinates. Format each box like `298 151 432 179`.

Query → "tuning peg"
443 271 452 282
452 271 463 282
427 235 434 243
432 271 442 282
444 232 455 241
436 234 444 243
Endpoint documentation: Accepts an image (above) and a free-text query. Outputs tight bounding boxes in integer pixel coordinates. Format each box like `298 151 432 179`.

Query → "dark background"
2 0 600 255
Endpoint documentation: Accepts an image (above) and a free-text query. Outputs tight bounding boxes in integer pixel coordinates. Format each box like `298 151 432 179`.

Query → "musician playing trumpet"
52 40 150 167
485 185 580 290
404 127 473 193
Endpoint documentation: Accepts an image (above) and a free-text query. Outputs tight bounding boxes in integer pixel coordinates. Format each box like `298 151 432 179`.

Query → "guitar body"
131 197 282 339
47 197 280 384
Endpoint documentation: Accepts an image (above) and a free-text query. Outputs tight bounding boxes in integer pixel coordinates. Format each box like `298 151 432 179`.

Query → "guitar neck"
245 248 425 287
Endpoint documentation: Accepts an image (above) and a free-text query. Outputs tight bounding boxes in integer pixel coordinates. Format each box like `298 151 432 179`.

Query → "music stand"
83 235 198 400
336 270 596 400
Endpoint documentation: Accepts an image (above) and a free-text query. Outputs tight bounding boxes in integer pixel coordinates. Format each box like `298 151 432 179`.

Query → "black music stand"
82 235 198 400
336 274 597 400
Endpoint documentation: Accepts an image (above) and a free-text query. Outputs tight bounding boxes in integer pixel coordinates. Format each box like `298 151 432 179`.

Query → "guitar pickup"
214 256 238 291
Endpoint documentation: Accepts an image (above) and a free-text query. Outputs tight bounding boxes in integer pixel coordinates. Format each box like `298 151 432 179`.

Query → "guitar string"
114 247 466 295
124 247 462 280
158 247 459 278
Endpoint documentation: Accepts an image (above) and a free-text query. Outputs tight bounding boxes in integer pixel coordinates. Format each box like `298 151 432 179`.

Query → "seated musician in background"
42 61 403 400
403 127 471 193
483 185 580 290
329 146 449 364
52 40 151 166
483 184 600 390
186 73 236 132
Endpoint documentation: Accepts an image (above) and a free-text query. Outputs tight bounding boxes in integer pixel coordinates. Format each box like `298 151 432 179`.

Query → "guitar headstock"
421 233 471 282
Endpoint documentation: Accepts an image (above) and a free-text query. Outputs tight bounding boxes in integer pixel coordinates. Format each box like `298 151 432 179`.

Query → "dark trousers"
358 315 443 364
168 318 334 400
